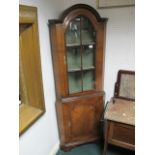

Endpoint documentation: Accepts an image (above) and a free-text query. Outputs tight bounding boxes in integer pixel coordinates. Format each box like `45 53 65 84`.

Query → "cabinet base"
60 137 101 152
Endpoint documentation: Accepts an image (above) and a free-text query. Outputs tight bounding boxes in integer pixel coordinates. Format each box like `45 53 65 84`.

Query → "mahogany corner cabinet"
48 4 108 151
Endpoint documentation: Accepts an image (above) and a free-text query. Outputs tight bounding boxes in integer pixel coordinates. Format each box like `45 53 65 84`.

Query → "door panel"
71 104 96 137
109 122 135 144
62 95 104 143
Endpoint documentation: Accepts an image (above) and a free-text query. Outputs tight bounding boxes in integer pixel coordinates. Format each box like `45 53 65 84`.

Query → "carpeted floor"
56 143 135 155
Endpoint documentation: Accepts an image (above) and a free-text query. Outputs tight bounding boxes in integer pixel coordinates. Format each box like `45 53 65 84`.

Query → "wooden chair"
102 70 135 155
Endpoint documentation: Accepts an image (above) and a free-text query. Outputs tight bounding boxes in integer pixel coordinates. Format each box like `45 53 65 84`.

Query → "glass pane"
66 16 96 93
83 70 95 91
68 72 82 93
119 74 135 99
67 47 81 71
82 45 95 69
81 17 96 45
66 17 81 46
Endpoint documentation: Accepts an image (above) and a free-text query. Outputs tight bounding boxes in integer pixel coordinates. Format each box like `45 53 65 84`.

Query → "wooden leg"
103 139 108 155
103 120 108 155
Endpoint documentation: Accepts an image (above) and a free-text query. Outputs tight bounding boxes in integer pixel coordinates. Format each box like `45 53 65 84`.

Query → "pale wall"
19 0 63 155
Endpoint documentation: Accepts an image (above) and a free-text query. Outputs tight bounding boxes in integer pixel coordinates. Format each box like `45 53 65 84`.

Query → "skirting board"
49 141 60 155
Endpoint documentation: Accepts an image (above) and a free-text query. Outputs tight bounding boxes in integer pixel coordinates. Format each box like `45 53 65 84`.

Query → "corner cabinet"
49 4 108 151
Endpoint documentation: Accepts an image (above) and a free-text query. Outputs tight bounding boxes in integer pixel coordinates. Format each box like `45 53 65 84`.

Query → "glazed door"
65 16 96 94
62 95 104 143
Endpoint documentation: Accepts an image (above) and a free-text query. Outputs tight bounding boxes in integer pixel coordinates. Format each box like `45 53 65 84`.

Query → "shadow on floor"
56 143 135 155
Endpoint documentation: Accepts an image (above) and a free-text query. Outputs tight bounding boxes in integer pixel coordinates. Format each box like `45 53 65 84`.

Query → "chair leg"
103 120 108 155
103 140 108 155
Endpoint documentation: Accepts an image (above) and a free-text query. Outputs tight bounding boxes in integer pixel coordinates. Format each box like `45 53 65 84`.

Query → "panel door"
108 121 135 150
62 95 104 143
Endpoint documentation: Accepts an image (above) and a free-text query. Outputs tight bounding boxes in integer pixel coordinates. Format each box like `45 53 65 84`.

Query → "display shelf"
66 43 81 47
68 66 95 73
68 68 81 72
82 66 95 70
66 42 95 47
82 42 95 46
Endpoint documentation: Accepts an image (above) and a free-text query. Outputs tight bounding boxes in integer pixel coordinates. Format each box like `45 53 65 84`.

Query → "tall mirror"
19 5 45 135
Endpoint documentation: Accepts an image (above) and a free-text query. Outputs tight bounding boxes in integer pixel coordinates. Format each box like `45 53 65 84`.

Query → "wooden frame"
19 5 45 135
114 70 135 101
97 0 135 9
103 120 135 155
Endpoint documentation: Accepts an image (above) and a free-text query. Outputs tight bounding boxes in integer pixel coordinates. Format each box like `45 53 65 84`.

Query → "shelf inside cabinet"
82 42 95 46
68 68 81 72
68 66 95 73
83 66 95 70
66 42 95 47
66 43 81 47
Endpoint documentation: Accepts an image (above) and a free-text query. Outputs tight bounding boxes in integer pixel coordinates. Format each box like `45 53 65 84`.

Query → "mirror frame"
114 70 135 101
19 5 45 135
